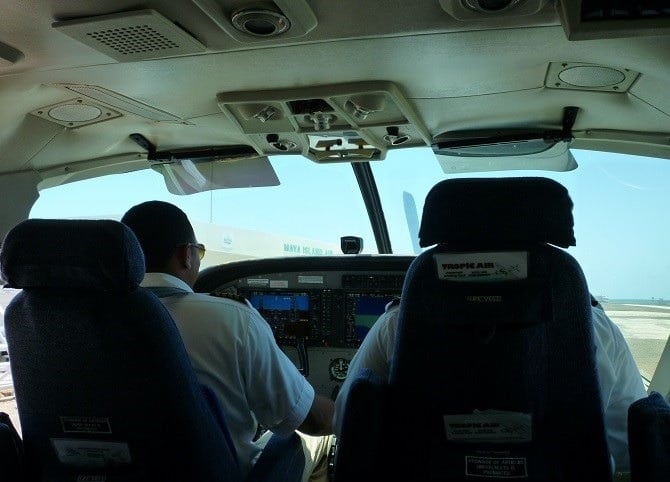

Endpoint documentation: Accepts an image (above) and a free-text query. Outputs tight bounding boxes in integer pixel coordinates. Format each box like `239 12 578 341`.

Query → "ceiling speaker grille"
53 9 205 62
545 62 639 92
86 25 180 56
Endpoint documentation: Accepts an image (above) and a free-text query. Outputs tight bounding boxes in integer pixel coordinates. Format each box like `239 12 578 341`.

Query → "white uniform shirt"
141 273 314 478
334 302 647 472
591 303 648 471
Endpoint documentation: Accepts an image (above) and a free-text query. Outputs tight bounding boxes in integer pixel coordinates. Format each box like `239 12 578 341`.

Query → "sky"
28 147 670 300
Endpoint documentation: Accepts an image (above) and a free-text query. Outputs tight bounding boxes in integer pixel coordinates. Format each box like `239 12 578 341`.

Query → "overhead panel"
217 81 431 163
557 0 670 40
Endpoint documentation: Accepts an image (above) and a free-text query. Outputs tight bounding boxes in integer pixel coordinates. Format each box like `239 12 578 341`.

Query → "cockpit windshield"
26 147 670 383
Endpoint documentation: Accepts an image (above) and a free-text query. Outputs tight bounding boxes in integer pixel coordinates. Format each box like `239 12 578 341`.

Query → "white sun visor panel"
151 156 279 195
435 141 577 174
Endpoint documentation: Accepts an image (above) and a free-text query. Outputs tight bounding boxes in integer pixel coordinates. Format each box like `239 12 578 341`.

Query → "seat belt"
145 286 189 298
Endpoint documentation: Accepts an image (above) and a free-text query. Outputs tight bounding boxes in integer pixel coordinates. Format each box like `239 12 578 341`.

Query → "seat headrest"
418 177 576 248
0 219 145 291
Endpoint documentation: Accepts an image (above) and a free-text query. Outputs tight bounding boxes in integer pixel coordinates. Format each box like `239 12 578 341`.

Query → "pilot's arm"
591 304 647 472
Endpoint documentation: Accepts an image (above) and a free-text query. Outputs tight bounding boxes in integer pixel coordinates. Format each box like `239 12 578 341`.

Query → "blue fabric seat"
0 411 24 481
0 219 301 482
335 177 612 481
627 391 670 482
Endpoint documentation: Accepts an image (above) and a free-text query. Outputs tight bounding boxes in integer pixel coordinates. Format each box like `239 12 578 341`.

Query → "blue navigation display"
248 293 309 312
349 294 396 342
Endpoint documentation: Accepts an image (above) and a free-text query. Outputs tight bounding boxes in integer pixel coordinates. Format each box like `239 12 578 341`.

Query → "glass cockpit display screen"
237 272 405 348
248 293 309 313
346 293 397 343
247 292 310 341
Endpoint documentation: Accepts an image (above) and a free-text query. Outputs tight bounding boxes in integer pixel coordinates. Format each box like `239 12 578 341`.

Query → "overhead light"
235 103 284 123
440 0 548 19
463 0 523 13
192 0 315 42
231 7 291 37
383 126 411 146
344 95 386 120
253 106 281 123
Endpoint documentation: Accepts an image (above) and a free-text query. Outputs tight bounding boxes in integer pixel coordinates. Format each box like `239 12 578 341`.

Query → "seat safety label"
60 416 111 434
52 438 131 468
435 252 528 282
465 456 528 478
444 410 532 442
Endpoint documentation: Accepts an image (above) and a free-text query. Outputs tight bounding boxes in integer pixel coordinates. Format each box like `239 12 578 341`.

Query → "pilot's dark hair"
121 200 196 272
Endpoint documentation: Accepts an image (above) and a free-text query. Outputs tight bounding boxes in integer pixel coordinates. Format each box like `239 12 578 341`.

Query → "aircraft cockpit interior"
196 255 413 400
1 0 670 481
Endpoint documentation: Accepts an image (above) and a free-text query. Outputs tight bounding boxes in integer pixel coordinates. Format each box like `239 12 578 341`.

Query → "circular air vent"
231 8 291 37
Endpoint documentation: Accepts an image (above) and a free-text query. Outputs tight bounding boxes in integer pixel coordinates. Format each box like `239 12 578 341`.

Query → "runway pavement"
601 303 670 381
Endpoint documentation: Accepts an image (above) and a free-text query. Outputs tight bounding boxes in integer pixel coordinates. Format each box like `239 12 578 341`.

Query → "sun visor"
435 141 577 174
433 108 581 174
151 156 279 195
129 135 281 195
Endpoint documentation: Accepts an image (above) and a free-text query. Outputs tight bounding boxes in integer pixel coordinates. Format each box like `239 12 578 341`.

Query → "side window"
0 287 20 355
374 147 670 387
0 287 20 432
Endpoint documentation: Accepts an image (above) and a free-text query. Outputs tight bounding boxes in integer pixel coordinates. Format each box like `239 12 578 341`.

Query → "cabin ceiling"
0 0 668 184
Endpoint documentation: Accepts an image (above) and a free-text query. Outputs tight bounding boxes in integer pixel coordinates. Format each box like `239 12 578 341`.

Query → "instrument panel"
196 256 413 397
233 274 403 349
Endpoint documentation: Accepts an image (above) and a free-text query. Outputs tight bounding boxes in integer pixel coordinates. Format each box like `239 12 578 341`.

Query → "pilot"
333 295 647 474
122 201 334 481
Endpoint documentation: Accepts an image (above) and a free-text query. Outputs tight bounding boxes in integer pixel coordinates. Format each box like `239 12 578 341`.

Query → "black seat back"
336 177 612 481
0 411 24 481
0 219 241 482
628 391 670 482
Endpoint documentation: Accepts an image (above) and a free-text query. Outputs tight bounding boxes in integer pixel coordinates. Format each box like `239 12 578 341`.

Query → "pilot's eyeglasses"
179 242 206 260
